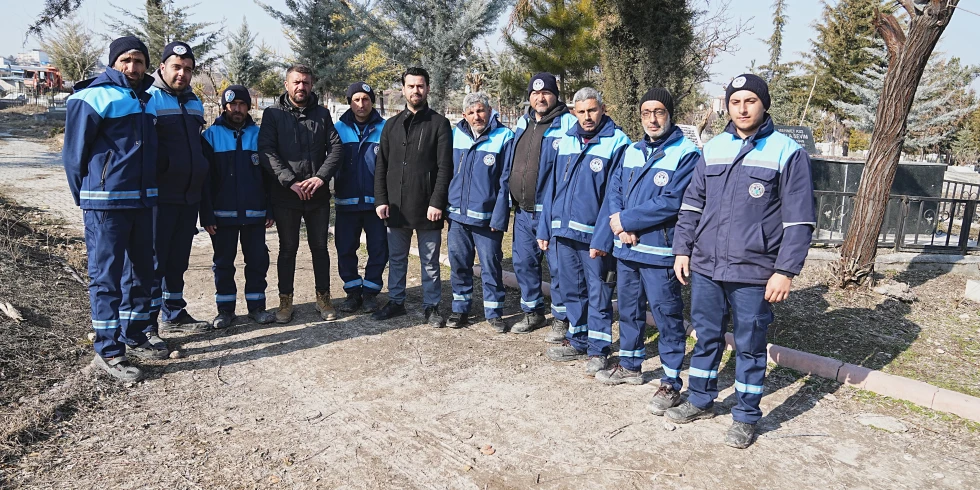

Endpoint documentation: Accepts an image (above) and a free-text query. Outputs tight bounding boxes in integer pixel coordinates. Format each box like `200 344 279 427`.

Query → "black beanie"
161 41 195 68
222 85 251 108
346 81 376 103
725 73 771 110
639 88 675 119
108 36 149 67
527 72 559 98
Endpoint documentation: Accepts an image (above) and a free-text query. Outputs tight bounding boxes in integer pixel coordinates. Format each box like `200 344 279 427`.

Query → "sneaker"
544 319 569 343
127 340 169 360
647 384 682 415
584 355 610 376
337 292 363 313
275 293 293 323
248 309 275 324
372 300 406 320
92 355 144 382
511 311 545 334
213 311 235 329
488 317 506 334
362 294 380 313
664 401 715 424
596 365 644 385
159 310 211 333
448 312 468 329
425 306 445 328
315 290 338 321
545 339 587 362
725 421 757 449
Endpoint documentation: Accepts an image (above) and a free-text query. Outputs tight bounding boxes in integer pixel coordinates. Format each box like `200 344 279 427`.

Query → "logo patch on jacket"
483 154 495 166
374 146 379 155
552 139 560 150
251 154 259 165
654 171 669 187
748 182 765 198
589 158 603 172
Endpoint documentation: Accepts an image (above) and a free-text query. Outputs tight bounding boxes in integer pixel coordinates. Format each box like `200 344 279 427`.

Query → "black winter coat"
374 105 453 230
258 92 343 209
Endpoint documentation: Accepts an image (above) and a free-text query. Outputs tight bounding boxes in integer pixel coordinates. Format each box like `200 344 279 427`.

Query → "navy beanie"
639 88 675 119
222 85 251 108
161 41 195 67
527 72 559 98
346 81 376 103
725 73 771 110
108 36 149 67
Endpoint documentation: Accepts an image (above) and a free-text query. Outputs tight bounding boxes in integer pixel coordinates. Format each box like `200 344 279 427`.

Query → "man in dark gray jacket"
258 64 344 324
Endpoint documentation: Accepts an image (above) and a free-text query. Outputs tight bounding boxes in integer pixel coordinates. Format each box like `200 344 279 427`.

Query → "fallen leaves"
480 444 495 456
0 301 24 321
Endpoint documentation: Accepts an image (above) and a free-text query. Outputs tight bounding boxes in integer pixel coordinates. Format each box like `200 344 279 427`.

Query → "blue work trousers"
557 237 614 356
151 202 200 325
334 210 388 296
448 220 505 319
210 224 269 313
512 208 564 319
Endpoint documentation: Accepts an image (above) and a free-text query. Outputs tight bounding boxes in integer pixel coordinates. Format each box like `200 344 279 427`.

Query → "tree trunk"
834 0 959 287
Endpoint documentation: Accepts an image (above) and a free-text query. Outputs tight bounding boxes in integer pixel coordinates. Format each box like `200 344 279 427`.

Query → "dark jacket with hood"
147 70 208 205
199 114 270 227
258 92 343 209
510 104 578 212
63 68 158 210
374 104 453 230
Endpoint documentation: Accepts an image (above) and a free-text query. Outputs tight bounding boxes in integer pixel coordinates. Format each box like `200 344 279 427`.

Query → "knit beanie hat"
725 73 771 110
222 85 251 108
639 88 675 119
346 81 376 103
161 41 195 68
527 72 560 98
108 36 150 67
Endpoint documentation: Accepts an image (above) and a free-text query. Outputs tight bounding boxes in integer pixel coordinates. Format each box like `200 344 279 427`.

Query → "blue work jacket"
448 114 514 231
199 115 269 227
333 109 385 213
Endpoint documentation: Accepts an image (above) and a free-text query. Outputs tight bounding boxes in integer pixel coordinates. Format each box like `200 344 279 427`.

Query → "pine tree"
224 18 271 89
107 0 222 68
360 0 510 112
760 0 789 84
261 0 366 97
39 16 103 83
503 0 600 98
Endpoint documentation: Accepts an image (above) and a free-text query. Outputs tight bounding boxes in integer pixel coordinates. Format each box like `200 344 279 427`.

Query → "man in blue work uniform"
147 41 211 333
665 74 816 449
592 89 700 400
446 92 513 332
539 87 631 376
64 36 162 382
200 86 276 328
509 73 577 340
333 82 387 314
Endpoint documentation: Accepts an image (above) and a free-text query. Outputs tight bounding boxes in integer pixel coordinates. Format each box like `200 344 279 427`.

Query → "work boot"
488 317 506 334
647 384 682 415
665 401 715 424
544 318 569 343
511 311 545 334
275 294 293 324
372 300 406 320
545 339 587 362
596 365 644 386
213 311 235 329
315 290 338 321
127 340 169 360
248 309 275 324
724 421 757 449
425 306 445 328
448 312 468 329
92 355 143 382
584 355 610 376
159 310 211 333
337 292 363 313
362 294 380 313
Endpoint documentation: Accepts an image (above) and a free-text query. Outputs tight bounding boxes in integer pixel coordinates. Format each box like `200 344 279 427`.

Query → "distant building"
14 49 50 66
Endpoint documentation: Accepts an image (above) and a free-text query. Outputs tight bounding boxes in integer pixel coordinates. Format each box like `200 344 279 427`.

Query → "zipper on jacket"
179 100 195 199
101 150 113 189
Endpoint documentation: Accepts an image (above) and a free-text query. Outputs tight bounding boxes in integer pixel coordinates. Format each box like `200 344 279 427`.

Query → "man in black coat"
373 67 453 326
258 64 344 324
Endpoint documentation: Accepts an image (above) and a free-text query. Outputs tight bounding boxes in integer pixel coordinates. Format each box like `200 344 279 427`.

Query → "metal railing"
813 190 979 254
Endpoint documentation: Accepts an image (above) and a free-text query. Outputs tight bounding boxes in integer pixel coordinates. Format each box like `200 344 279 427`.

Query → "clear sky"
3 0 978 95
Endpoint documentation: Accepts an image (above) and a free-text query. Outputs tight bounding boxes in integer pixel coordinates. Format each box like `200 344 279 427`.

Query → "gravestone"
775 125 817 154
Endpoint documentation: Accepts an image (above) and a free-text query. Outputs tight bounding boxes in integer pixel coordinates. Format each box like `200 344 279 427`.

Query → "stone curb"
334 226 980 423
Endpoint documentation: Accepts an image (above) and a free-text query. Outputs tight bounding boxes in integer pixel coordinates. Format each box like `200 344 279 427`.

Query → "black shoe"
488 317 506 334
160 310 211 333
362 294 380 313
511 311 545 334
725 421 756 449
425 306 445 328
337 292 363 313
448 312 469 329
371 300 406 321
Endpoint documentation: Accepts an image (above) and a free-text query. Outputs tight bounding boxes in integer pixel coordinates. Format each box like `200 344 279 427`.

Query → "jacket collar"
74 67 152 94
339 107 383 127
279 91 321 115
723 114 775 144
637 125 684 154
213 113 256 131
